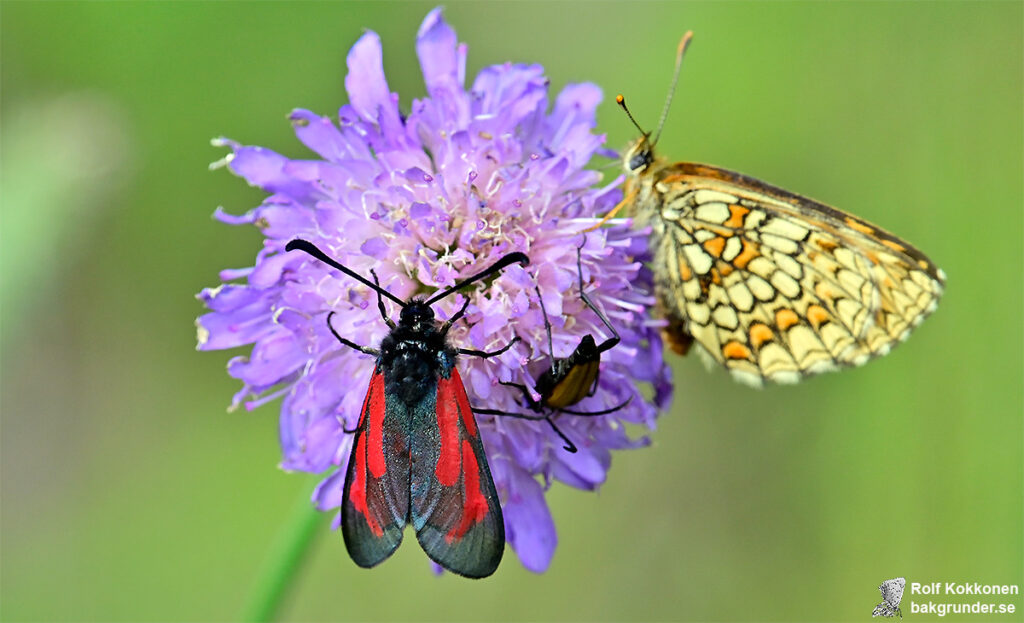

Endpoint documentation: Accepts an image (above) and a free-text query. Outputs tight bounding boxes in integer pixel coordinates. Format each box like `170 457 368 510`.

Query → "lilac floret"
197 7 672 573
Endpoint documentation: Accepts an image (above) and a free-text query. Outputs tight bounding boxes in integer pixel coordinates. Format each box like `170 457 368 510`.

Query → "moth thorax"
386 350 437 405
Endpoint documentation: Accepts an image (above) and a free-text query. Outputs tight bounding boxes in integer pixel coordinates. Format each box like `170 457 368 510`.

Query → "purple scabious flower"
197 8 672 573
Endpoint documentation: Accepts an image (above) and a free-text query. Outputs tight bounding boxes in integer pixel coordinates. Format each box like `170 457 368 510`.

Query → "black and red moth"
476 244 627 453
285 239 527 578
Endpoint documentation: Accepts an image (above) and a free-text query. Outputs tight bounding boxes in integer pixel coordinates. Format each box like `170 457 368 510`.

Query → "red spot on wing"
365 373 387 478
450 368 476 436
434 374 463 487
446 439 489 542
435 369 481 487
348 373 386 537
433 369 493 543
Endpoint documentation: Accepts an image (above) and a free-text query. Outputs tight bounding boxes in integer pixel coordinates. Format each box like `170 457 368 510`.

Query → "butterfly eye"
628 150 650 172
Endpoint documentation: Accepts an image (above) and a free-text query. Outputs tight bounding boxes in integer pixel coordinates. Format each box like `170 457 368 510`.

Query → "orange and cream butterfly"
609 32 945 387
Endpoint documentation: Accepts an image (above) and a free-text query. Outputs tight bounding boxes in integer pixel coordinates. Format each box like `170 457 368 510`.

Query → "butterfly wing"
644 162 944 387
341 370 410 568
657 302 695 356
410 367 504 578
880 577 906 607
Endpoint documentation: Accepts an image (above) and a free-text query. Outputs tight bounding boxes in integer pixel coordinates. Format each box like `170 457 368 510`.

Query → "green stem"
242 477 325 622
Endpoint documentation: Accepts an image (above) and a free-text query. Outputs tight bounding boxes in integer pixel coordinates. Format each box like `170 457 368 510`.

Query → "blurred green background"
2 2 1021 621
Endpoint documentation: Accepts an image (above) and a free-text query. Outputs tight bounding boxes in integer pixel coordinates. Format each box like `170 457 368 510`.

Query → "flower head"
197 8 672 573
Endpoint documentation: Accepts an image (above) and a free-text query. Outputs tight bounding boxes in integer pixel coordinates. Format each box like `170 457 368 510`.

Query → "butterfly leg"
326 312 380 357
580 188 637 233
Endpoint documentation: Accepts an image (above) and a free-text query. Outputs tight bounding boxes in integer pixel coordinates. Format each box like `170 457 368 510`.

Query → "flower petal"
416 7 465 94
344 31 403 142
499 460 557 573
288 109 349 162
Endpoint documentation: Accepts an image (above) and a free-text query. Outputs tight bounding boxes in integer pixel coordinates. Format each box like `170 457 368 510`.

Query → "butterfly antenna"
652 31 693 147
615 95 647 137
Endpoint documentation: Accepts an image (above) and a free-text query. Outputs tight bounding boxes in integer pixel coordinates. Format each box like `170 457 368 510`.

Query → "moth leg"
440 297 472 335
577 244 620 354
534 285 555 358
472 407 578 453
327 312 380 356
499 380 542 411
459 336 520 359
368 269 396 330
541 417 577 453
560 395 632 416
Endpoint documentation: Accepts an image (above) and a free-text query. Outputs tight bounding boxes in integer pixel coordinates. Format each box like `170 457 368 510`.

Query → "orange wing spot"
703 236 726 258
917 259 930 270
660 174 688 184
718 262 734 277
881 239 906 252
724 204 750 228
882 277 896 289
806 304 830 329
679 262 693 281
816 239 839 253
775 308 800 331
866 250 881 265
814 281 836 302
722 341 752 360
733 239 759 269
749 323 774 349
845 218 875 235
710 268 722 285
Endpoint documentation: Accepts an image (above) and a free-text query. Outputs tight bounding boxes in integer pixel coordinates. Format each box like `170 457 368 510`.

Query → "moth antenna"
286 239 407 307
425 252 529 306
615 95 647 137
652 31 693 147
